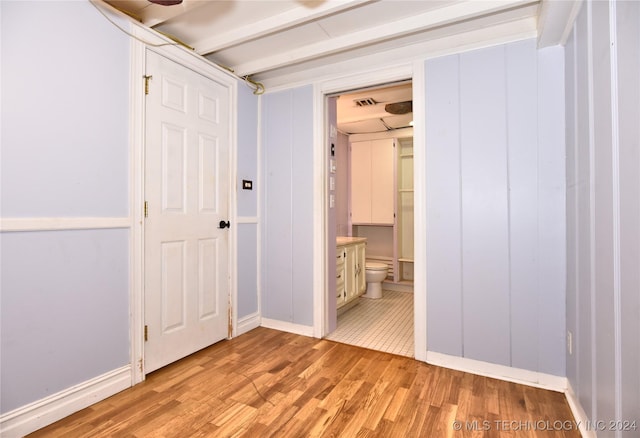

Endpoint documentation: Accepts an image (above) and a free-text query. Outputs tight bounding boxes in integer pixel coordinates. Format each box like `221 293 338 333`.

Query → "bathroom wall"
565 0 640 432
424 39 567 376
260 86 315 327
335 131 350 237
0 1 130 413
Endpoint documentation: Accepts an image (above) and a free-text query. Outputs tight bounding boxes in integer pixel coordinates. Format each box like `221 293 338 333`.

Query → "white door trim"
128 23 238 384
313 64 428 360
411 59 428 362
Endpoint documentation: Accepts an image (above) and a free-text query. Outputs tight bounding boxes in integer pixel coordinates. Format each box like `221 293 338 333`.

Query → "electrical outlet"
567 330 573 355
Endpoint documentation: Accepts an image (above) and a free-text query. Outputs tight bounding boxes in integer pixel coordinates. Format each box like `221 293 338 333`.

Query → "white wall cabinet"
349 135 414 285
350 139 395 224
336 238 366 308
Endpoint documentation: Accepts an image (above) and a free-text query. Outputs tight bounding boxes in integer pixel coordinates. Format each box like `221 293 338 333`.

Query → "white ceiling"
104 0 579 133
334 81 413 134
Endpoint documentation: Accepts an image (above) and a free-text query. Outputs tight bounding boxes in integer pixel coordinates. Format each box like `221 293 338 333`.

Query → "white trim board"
0 366 131 438
312 82 328 339
565 380 597 438
312 62 427 361
236 312 261 337
426 351 568 393
261 318 315 338
236 216 259 224
0 217 130 232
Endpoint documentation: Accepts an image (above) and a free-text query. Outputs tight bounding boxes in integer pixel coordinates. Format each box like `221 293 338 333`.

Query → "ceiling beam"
537 0 583 47
194 0 372 56
231 0 536 76
256 15 536 89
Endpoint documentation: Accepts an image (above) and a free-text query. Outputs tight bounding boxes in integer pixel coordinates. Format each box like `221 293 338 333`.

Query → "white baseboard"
260 318 315 338
382 281 414 293
236 312 261 336
426 351 568 392
0 365 131 438
565 380 596 438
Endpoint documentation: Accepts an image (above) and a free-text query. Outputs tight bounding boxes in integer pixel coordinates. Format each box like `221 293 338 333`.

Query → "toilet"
363 262 388 299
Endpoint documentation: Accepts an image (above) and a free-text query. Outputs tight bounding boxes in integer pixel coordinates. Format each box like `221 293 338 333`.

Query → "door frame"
129 24 238 384
312 62 427 361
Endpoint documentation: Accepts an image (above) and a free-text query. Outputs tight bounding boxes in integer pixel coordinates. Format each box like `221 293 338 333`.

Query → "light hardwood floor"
29 327 580 437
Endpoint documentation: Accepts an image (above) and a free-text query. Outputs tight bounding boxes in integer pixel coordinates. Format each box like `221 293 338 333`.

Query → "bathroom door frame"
312 61 427 362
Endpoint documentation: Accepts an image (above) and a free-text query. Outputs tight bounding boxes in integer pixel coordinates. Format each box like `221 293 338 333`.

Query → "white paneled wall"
261 86 315 328
459 46 512 366
425 39 566 376
565 0 640 434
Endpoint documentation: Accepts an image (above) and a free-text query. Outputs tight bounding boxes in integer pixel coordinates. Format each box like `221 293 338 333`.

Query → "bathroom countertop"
336 236 367 246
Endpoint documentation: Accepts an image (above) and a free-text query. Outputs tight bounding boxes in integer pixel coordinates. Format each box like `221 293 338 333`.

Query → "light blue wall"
0 1 130 414
425 39 567 376
237 83 259 219
236 82 259 319
565 0 640 431
0 230 129 412
237 223 258 318
261 86 314 326
1 1 129 217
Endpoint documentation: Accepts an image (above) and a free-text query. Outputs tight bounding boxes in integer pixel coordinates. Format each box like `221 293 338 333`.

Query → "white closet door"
144 50 230 373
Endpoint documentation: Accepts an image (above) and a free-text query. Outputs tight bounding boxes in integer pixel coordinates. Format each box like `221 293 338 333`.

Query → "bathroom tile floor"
326 289 414 357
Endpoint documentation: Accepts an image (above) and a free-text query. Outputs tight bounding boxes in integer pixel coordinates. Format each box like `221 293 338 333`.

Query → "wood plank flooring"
28 327 580 437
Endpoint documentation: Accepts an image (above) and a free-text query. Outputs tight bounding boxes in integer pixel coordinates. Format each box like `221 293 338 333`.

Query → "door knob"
218 220 230 229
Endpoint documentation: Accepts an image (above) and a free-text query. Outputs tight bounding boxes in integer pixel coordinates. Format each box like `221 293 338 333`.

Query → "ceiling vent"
354 98 377 107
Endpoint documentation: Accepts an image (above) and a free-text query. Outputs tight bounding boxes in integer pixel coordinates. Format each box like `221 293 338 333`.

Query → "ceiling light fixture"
148 0 183 5
385 101 413 115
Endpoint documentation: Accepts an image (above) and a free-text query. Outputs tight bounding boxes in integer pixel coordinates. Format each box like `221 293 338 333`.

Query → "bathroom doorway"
324 80 416 358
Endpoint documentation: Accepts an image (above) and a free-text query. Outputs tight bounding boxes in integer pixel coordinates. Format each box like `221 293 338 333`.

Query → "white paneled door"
144 51 230 373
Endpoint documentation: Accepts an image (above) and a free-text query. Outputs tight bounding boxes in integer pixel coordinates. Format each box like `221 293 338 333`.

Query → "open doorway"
324 81 415 357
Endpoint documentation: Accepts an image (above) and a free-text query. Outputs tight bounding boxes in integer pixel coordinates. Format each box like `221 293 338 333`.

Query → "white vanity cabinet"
336 237 367 309
336 249 346 308
354 242 366 296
